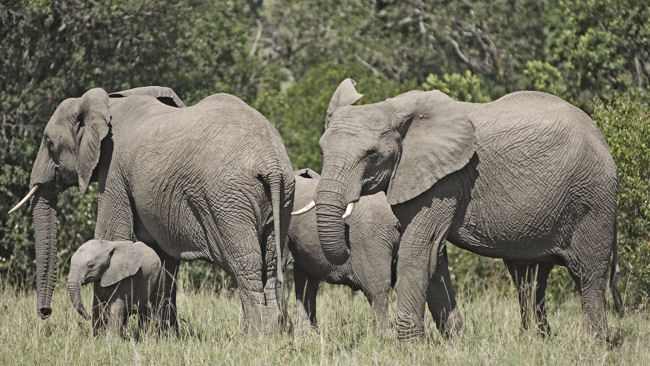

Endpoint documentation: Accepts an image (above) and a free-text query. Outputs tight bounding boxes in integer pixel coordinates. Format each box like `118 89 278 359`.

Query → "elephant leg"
262 227 288 332
137 302 152 334
219 223 267 334
366 290 390 332
108 298 128 339
394 201 456 341
293 266 320 330
505 261 553 336
427 244 463 337
91 295 107 337
563 214 613 340
157 253 180 333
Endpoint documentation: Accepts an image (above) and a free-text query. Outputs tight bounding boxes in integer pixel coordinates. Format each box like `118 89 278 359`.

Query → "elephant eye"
44 136 54 151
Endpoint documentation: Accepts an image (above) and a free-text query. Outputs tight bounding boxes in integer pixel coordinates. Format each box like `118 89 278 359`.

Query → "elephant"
68 240 162 337
289 168 400 330
296 79 623 341
8 86 295 333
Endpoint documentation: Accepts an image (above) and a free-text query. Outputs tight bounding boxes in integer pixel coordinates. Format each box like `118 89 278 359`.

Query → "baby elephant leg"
108 298 128 339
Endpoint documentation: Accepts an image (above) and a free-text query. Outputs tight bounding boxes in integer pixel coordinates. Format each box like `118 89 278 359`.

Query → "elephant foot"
396 314 425 342
440 308 463 338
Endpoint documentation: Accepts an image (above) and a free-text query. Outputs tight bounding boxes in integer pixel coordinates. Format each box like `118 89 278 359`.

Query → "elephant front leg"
427 244 463 337
293 266 320 330
91 294 107 337
394 201 456 341
108 298 128 339
94 180 134 241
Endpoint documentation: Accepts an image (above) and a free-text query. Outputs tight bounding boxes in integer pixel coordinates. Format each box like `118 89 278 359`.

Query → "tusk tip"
7 185 39 214
291 200 316 216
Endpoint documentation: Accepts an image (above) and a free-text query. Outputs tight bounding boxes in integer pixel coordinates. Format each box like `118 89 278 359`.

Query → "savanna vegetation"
0 0 648 362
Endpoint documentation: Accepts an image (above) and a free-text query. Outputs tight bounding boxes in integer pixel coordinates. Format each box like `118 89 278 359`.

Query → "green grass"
0 276 647 365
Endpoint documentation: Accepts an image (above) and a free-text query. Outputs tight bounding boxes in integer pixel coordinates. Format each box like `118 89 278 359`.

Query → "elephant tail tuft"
610 233 623 315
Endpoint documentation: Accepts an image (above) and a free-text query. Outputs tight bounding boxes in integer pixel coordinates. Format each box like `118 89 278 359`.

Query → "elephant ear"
325 78 364 127
386 91 476 205
295 168 320 179
109 86 185 107
100 242 141 288
76 88 111 195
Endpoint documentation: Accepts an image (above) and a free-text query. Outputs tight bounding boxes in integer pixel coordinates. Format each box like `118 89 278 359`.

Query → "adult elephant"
9 86 294 333
296 79 622 340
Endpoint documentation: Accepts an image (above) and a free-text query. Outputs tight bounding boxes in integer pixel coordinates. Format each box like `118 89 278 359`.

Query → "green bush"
255 62 416 172
421 70 491 103
593 92 650 308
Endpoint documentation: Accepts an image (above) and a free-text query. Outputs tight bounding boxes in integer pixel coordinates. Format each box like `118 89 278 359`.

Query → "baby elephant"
289 168 400 330
67 239 162 337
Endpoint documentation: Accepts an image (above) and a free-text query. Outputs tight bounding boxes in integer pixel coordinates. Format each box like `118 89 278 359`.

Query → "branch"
250 18 262 56
355 54 379 77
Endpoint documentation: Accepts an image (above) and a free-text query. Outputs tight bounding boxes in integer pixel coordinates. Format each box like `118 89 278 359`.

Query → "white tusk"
291 200 315 215
8 185 39 214
342 202 355 219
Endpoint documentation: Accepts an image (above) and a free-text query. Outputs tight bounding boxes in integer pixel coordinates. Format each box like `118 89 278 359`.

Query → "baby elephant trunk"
67 270 90 320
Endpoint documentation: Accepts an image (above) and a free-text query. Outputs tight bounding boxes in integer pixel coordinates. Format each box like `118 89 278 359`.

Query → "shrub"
593 92 650 308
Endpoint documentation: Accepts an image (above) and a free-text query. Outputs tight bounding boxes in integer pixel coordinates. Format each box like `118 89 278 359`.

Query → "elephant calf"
289 169 400 330
68 240 162 337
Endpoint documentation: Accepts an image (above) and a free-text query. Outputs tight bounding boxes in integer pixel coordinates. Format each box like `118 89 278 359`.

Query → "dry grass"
0 275 647 365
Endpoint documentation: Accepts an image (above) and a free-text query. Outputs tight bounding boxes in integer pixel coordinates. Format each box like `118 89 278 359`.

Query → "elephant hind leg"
427 245 463 338
505 261 553 337
218 223 267 334
563 213 614 341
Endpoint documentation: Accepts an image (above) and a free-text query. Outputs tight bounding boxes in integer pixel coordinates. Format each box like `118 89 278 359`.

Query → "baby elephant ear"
109 86 185 107
326 78 364 124
100 242 141 287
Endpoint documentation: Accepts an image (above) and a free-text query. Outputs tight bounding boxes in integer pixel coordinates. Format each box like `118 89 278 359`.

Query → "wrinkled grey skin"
289 168 400 330
68 240 162 337
22 86 294 333
312 79 622 341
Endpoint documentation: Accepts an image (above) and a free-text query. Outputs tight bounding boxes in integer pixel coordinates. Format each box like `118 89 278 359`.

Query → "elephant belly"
448 197 568 262
447 177 572 262
132 198 219 264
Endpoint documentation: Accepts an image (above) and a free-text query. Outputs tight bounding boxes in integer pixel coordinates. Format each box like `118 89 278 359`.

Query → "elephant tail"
265 171 290 324
268 173 285 288
610 231 623 315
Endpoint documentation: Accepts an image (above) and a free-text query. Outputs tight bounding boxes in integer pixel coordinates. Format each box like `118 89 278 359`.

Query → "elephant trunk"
67 268 90 320
30 145 59 319
314 175 353 265
32 188 59 319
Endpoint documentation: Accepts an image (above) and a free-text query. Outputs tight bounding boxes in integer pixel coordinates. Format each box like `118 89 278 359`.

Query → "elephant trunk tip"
324 248 350 265
38 307 51 319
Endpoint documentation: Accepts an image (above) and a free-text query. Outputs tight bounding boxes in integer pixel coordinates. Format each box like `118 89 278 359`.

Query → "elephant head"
67 240 141 320
8 86 182 319
305 79 476 264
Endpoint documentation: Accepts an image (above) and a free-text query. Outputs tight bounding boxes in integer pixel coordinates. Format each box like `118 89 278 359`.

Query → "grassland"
0 272 648 366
